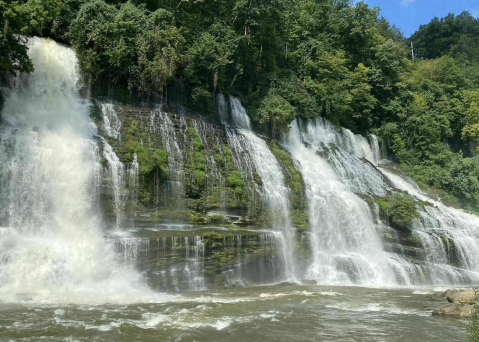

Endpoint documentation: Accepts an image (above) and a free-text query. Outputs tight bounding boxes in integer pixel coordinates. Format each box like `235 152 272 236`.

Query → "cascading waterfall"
102 138 126 227
379 167 479 284
0 38 152 303
100 103 122 139
282 116 479 286
2 36 478 300
150 110 185 207
282 120 397 285
217 95 298 282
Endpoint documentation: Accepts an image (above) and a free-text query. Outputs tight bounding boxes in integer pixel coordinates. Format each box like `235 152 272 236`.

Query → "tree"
0 0 63 74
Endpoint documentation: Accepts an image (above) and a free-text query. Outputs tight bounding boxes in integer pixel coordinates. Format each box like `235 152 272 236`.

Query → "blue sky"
360 0 479 37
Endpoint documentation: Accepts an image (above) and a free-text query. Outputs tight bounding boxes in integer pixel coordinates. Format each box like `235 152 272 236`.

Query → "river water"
0 284 466 341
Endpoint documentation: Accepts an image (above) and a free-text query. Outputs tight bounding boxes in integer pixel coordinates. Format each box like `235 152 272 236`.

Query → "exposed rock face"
447 288 477 305
432 288 478 318
432 303 474 317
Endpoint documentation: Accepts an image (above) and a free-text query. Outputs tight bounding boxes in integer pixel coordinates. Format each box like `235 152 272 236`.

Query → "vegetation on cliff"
376 193 420 228
2 0 479 212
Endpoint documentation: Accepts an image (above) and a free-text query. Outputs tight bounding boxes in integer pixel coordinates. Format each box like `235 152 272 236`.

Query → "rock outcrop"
446 288 477 305
432 289 478 318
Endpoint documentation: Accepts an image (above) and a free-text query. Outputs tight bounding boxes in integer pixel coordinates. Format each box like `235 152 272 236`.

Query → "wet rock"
432 303 474 318
436 289 452 298
447 289 477 305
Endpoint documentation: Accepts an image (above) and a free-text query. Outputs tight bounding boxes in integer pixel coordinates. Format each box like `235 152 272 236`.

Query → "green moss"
222 145 234 169
253 173 263 186
194 170 206 186
195 152 206 170
269 141 308 229
375 197 389 213
151 209 192 221
292 209 308 230
190 213 207 224
123 119 168 176
228 171 244 188
214 153 225 166
375 193 420 227
188 127 205 151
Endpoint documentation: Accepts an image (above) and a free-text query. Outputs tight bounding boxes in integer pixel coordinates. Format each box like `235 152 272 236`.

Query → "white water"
379 167 479 283
100 103 122 139
283 121 397 285
217 95 298 282
0 38 157 303
282 117 479 286
102 138 126 228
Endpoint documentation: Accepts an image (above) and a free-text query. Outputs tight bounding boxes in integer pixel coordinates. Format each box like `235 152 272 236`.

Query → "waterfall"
379 167 479 284
0 38 152 303
369 134 380 166
218 95 298 282
100 103 122 139
283 120 398 285
102 138 126 228
281 117 479 285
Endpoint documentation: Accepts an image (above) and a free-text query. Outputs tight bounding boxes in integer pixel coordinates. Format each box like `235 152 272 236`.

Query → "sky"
360 0 479 37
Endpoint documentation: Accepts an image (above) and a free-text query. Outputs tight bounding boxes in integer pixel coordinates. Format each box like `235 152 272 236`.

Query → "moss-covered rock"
270 142 308 229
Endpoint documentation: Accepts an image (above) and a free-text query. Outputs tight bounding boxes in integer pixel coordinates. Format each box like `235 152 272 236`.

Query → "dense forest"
2 0 479 213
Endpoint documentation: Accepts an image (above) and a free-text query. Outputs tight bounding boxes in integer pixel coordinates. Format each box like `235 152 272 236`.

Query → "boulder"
446 289 477 305
432 303 475 318
436 289 452 298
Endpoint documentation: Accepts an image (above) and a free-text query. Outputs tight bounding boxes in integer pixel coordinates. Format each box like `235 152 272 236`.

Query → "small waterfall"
298 118 389 196
379 167 479 283
218 95 298 282
0 37 150 303
109 231 286 290
100 103 122 139
369 134 380 166
102 138 126 227
128 153 140 217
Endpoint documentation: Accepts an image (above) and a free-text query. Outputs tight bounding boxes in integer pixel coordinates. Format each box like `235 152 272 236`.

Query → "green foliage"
0 0 63 74
194 170 206 186
376 193 420 227
468 294 479 342
214 153 225 167
270 142 307 228
188 127 205 151
4 0 479 213
258 91 296 130
227 171 243 188
387 193 420 227
221 145 234 169
412 12 479 63
462 90 479 152
69 0 183 93
124 120 168 176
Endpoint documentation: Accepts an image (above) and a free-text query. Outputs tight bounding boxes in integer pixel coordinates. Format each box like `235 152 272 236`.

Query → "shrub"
386 193 420 227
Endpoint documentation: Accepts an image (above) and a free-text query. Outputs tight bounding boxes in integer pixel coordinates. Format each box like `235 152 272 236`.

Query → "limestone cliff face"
96 100 310 231
94 98 479 288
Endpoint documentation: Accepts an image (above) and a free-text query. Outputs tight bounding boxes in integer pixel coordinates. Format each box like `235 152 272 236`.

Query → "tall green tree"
0 0 63 73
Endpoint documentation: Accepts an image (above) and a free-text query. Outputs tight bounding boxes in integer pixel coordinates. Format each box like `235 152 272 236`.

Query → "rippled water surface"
0 285 467 342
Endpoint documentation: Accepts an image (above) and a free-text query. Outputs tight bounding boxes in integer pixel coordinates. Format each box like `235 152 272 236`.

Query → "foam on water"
325 302 431 317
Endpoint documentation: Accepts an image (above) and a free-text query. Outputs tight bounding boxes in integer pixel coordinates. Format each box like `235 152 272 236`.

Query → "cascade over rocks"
2 38 479 295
